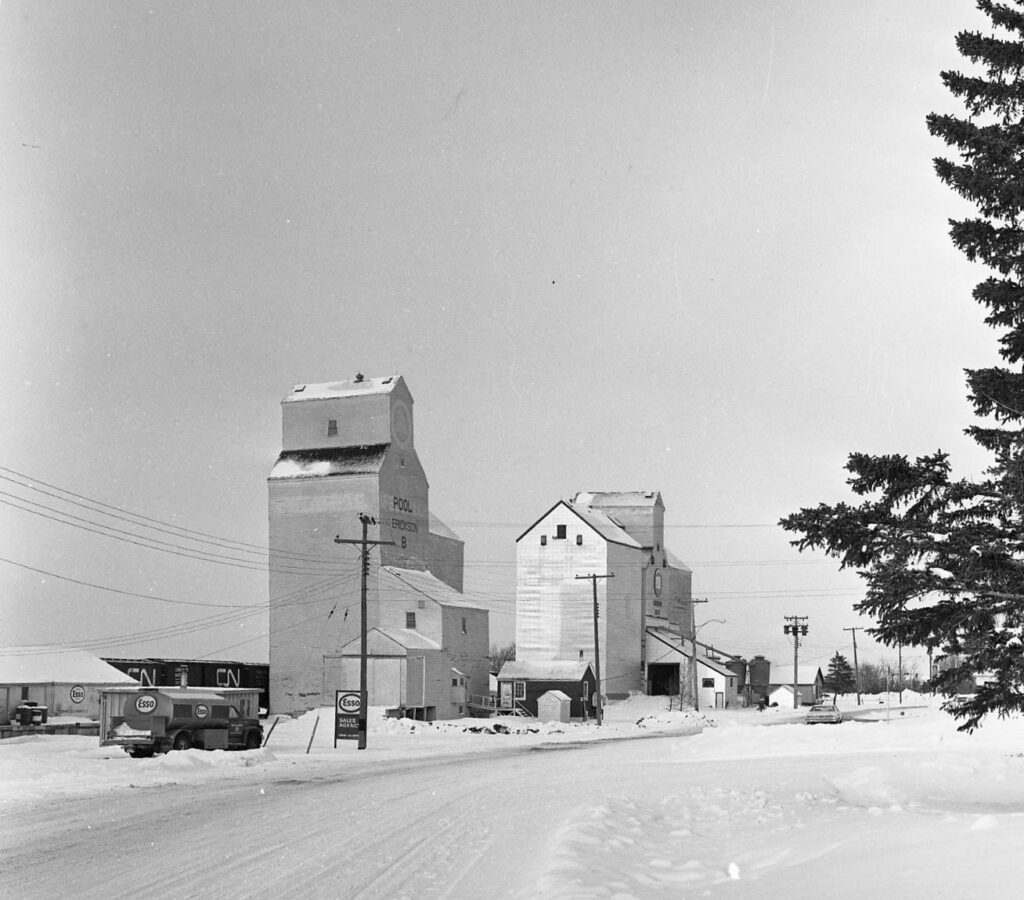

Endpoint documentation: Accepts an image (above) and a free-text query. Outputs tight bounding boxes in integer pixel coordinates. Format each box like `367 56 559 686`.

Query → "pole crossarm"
783 615 809 710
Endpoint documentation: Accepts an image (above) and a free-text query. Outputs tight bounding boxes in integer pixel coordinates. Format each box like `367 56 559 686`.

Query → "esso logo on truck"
195 704 210 718
337 692 361 714
135 695 158 714
69 684 86 704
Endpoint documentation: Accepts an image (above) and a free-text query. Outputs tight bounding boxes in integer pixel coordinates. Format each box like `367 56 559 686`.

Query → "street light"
692 619 727 712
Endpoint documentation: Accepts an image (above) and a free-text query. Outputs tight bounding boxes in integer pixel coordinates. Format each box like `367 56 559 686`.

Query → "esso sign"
337 692 361 714
135 695 158 714
195 704 210 719
69 685 86 704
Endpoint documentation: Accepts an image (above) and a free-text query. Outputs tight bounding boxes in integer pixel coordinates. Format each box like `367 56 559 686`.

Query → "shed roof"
381 566 487 611
268 445 388 480
538 689 571 701
0 647 138 685
697 656 737 678
497 659 594 681
428 512 462 543
664 549 693 574
282 375 403 403
339 627 441 654
770 664 823 686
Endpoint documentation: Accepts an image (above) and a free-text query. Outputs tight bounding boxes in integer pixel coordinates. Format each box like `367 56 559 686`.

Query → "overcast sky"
0 1 997 677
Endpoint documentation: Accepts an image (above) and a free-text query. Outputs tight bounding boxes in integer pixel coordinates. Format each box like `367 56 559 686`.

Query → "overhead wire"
0 466 346 564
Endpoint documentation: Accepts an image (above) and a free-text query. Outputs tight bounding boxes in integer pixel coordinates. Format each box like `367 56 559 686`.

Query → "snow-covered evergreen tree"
824 652 857 695
782 0 1024 731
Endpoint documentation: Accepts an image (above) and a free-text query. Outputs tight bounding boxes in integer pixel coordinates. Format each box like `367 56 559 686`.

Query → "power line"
0 555 254 608
0 493 358 575
0 466 343 564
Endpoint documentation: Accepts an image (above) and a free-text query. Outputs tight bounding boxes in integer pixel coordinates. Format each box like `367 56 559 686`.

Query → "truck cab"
100 687 263 757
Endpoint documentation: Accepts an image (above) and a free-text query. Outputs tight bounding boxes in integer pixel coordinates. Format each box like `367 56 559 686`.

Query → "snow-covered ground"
3 692 1023 897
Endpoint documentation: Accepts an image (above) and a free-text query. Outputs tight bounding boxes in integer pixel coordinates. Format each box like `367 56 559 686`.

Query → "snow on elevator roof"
268 445 389 479
570 504 642 548
0 646 138 685
573 491 663 508
282 375 403 402
516 500 642 548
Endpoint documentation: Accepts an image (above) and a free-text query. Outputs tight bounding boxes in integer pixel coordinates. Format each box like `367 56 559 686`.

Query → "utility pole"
843 626 862 706
783 616 809 710
335 514 394 750
898 641 903 704
575 572 613 726
690 599 708 711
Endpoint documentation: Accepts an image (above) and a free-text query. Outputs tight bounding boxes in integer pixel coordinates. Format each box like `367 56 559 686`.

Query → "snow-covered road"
3 695 1024 898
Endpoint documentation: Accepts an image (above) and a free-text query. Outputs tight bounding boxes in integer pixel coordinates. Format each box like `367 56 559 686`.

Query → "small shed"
537 689 572 723
768 684 796 708
496 659 597 719
769 664 824 707
695 655 740 710
0 646 138 724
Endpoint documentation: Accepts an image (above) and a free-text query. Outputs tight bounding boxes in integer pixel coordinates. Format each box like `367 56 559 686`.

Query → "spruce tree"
824 652 856 695
782 0 1024 731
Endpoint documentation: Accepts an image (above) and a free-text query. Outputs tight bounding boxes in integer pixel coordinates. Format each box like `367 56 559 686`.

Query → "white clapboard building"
514 491 695 700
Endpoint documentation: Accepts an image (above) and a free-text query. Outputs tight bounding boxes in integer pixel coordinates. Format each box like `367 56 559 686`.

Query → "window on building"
576 534 583 545
514 681 526 700
702 678 715 689
555 524 567 540
540 535 547 546
452 677 458 687
418 599 425 609
406 612 416 629
327 419 337 436
461 616 467 634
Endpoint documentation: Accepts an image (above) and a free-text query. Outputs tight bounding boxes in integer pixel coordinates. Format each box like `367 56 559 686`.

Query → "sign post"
334 690 361 747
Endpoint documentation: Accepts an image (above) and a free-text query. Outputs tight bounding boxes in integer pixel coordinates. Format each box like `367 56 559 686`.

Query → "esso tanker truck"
99 686 263 757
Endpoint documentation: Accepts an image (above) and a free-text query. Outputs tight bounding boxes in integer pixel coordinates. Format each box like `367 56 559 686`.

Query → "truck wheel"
172 731 193 751
244 730 262 750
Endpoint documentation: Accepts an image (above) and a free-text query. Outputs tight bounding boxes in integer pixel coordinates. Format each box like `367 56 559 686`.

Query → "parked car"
805 702 843 725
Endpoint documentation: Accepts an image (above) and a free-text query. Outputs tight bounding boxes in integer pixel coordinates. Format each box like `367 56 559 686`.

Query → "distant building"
267 374 489 717
515 491 695 700
495 659 597 719
0 646 136 724
769 664 824 706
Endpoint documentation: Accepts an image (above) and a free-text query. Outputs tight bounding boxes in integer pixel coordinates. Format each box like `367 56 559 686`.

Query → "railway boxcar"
102 658 269 711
